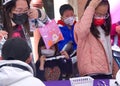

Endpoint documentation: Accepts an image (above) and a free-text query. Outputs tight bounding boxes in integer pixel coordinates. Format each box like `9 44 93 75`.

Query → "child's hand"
116 25 120 35
39 55 46 70
60 51 69 59
89 0 102 9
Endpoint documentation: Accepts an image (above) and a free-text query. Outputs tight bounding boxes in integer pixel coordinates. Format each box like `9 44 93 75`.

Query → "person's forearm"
33 29 41 62
39 63 44 70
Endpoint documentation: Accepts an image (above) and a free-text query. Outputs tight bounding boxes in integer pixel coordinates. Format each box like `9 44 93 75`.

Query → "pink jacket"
74 6 118 77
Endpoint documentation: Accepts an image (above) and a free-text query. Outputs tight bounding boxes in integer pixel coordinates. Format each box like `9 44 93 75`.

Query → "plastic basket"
70 76 94 86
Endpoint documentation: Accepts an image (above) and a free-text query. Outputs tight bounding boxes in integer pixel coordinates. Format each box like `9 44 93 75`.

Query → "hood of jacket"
0 60 34 86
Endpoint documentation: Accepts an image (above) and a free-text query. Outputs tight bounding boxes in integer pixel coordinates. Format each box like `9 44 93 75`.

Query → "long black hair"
85 0 111 38
2 0 31 38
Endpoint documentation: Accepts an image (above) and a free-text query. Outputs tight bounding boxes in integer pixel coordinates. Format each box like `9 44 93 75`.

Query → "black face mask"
12 13 28 25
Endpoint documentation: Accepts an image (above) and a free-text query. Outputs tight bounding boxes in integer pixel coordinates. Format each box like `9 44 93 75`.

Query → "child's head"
59 4 75 26
59 4 74 17
85 0 110 26
86 0 111 38
2 38 32 62
93 0 110 26
38 37 59 57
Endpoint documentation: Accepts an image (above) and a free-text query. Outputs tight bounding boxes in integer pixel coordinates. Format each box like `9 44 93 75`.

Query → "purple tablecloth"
44 80 71 86
43 79 117 86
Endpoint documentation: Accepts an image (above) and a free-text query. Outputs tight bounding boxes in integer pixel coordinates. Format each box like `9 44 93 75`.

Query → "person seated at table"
35 37 73 81
0 38 45 86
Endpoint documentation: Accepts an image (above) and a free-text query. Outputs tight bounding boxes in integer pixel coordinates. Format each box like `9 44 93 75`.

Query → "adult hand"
89 0 102 9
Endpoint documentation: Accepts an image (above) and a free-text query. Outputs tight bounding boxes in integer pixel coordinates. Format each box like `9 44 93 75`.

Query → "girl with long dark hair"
74 0 119 79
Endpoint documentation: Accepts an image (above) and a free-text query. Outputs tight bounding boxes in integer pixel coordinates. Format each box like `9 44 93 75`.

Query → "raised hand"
89 0 102 8
39 55 46 70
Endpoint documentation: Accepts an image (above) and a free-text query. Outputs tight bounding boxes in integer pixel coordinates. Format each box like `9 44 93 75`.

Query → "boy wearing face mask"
57 4 77 53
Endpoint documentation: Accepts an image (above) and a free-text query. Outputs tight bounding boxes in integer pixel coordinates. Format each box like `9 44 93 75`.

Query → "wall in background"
108 0 120 24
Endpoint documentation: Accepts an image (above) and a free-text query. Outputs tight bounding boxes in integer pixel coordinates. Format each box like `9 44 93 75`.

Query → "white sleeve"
38 9 50 23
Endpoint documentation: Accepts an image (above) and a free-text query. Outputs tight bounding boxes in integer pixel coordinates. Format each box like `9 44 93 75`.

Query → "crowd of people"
0 0 120 85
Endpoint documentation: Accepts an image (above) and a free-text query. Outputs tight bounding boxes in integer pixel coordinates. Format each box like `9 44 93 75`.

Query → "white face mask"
41 49 55 57
64 16 75 26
